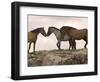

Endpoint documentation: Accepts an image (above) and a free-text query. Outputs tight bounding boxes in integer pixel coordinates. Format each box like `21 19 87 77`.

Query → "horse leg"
72 41 74 50
84 40 87 48
57 41 61 50
71 39 76 50
57 42 59 49
83 38 87 48
28 42 31 54
73 40 76 49
69 40 72 50
59 42 61 50
33 41 36 55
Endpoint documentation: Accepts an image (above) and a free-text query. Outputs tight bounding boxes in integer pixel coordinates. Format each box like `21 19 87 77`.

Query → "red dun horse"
28 27 46 54
60 26 88 49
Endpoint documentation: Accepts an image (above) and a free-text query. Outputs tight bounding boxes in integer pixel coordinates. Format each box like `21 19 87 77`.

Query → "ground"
28 48 88 67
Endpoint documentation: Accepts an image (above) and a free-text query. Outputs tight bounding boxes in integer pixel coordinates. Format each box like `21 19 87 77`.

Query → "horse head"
47 26 57 36
39 27 46 37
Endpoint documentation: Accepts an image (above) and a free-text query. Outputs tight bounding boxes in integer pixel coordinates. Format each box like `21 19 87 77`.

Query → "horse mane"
49 26 60 31
60 26 77 30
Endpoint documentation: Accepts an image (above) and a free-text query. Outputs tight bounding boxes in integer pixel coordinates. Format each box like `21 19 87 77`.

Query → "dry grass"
28 48 88 67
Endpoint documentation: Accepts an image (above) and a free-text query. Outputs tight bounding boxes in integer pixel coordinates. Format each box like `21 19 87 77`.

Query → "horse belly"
62 35 70 41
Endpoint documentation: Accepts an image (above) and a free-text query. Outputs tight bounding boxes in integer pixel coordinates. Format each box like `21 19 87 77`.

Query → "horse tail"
84 29 88 37
82 29 88 41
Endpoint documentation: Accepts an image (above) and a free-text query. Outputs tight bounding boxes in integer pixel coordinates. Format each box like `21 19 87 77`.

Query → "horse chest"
55 31 61 40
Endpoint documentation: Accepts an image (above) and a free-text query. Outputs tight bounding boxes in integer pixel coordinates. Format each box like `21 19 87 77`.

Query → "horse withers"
28 27 46 54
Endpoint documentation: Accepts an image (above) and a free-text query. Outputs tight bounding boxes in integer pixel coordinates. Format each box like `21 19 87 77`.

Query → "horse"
46 26 76 50
28 27 46 54
60 26 88 48
60 26 77 49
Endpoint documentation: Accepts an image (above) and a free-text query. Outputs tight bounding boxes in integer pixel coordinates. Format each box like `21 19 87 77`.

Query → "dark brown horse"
60 26 77 49
28 27 46 54
60 26 88 49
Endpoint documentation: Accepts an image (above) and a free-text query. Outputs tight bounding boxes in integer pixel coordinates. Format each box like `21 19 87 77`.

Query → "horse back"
60 26 88 40
60 26 76 34
60 26 76 30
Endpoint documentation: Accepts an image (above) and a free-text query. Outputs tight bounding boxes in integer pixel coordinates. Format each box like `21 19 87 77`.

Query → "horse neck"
52 29 61 38
31 29 40 36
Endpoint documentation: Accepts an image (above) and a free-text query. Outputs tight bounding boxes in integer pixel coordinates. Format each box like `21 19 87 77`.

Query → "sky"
28 15 88 51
